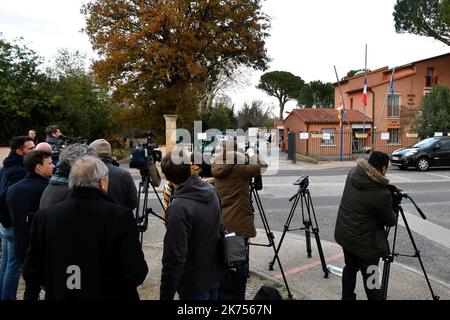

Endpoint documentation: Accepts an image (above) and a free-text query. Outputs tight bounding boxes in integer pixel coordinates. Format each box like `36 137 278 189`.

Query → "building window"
425 67 434 87
388 94 400 118
321 128 336 146
388 128 400 144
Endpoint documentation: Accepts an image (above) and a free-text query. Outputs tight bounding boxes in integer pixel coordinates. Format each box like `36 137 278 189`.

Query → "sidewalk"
248 229 450 300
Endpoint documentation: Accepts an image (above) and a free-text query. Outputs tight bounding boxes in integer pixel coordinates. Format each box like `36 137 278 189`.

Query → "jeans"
0 225 22 300
179 281 220 300
342 249 383 300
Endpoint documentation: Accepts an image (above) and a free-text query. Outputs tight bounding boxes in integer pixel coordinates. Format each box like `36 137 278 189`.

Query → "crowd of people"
0 127 399 301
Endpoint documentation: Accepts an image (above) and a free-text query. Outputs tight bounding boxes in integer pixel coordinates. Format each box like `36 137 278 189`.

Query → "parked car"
390 136 450 171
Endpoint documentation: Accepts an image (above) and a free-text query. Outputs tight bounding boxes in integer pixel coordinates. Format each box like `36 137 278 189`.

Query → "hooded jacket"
160 174 224 300
334 159 398 260
0 152 27 227
211 152 264 238
39 162 71 210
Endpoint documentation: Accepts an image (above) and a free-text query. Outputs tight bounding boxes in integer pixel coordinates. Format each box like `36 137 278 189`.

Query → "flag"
362 77 368 106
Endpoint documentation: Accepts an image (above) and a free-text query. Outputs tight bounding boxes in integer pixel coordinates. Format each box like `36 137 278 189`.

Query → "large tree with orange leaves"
82 0 270 134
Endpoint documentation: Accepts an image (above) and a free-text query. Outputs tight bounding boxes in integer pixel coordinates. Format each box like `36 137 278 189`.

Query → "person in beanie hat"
89 139 138 211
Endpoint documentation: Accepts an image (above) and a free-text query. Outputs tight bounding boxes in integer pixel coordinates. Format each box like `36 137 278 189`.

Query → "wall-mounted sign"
300 132 309 140
197 133 207 140
381 132 390 140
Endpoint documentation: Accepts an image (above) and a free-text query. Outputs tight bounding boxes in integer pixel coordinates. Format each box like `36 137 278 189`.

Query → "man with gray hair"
22 156 148 300
39 143 97 209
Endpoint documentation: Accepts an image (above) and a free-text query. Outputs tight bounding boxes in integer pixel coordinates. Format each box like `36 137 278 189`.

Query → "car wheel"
415 157 430 171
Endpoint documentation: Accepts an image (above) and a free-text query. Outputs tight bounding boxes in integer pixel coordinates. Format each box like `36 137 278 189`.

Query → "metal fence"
294 130 420 161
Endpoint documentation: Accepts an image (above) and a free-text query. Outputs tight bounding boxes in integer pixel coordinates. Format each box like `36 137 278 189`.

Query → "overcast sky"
1 0 449 118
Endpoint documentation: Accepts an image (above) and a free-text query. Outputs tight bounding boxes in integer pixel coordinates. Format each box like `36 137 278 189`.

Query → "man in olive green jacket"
334 151 398 300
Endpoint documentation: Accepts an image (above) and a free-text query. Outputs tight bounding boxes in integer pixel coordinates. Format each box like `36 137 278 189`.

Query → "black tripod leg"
252 188 293 300
399 208 440 300
306 192 328 277
381 258 391 299
269 193 299 270
313 230 329 278
305 224 312 258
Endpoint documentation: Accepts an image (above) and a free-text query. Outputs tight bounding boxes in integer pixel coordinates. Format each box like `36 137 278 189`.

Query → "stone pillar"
164 115 178 153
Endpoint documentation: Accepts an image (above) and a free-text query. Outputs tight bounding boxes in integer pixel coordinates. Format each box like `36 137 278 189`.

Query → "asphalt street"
131 164 450 291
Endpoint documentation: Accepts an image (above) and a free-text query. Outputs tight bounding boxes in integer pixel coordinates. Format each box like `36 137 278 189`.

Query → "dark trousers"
342 249 384 300
219 239 249 300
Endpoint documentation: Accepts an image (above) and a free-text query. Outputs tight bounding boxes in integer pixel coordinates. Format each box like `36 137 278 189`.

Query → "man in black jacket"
22 156 148 300
160 148 224 300
334 151 398 300
6 150 54 299
89 139 138 210
0 136 35 300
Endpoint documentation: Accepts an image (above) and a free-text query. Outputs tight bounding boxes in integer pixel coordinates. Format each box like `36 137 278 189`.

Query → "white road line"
424 172 450 180
400 211 450 249
386 173 413 182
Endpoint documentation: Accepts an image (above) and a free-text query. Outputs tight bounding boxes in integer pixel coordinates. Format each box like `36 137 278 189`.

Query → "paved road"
131 164 450 289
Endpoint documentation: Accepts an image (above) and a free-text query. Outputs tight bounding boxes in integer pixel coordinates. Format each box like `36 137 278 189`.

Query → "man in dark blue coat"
6 150 54 299
0 136 35 300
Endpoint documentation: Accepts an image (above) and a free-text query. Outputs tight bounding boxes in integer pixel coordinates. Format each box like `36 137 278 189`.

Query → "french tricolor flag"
362 77 368 106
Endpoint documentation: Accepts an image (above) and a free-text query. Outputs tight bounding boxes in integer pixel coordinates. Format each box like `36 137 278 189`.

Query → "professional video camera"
130 131 162 187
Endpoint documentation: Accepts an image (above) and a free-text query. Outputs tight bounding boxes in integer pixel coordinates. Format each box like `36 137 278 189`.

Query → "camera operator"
334 151 398 300
45 126 64 166
211 137 267 300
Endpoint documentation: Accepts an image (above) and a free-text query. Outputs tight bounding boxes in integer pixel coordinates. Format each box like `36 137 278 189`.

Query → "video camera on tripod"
130 131 164 244
130 131 162 187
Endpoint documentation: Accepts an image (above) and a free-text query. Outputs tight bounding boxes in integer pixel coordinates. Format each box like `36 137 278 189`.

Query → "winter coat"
211 152 264 238
22 187 148 300
0 153 27 227
6 172 49 263
39 163 70 210
160 175 224 300
100 157 138 211
334 159 398 260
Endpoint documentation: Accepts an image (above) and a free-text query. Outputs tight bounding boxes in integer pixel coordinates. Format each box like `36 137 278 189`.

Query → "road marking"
273 253 344 279
424 172 450 180
386 173 413 182
400 211 450 249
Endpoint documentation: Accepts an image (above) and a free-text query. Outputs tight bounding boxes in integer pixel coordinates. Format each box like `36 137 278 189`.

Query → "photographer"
334 151 398 300
211 137 267 300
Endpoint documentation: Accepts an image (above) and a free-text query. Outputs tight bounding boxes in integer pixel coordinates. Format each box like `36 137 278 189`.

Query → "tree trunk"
279 101 285 120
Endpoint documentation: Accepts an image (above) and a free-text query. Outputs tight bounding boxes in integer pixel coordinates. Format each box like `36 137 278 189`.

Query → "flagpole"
363 44 367 135
376 67 396 131
334 66 346 162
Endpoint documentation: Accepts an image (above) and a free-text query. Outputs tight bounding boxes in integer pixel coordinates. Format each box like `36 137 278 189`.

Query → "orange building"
281 52 450 160
334 52 450 150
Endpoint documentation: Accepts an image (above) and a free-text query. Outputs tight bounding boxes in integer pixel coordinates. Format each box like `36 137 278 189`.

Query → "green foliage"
0 37 118 144
201 99 237 132
257 71 304 120
393 0 450 46
236 100 273 131
416 85 450 137
297 80 334 108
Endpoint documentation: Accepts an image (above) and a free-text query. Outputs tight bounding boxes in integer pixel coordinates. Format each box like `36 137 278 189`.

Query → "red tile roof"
289 108 372 124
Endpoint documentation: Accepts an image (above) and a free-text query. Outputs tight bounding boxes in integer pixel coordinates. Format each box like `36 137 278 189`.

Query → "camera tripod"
269 175 329 278
249 176 293 300
381 193 440 300
135 168 165 245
